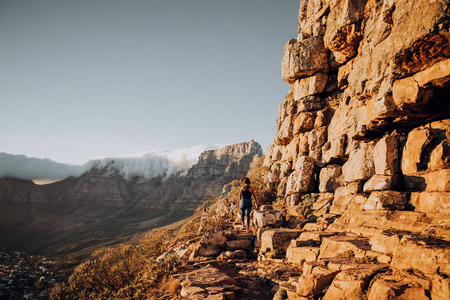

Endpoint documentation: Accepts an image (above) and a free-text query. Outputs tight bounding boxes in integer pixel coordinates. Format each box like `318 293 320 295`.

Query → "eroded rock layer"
263 0 450 298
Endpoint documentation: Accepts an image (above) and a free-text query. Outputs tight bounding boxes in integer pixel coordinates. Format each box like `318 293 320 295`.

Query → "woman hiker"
239 177 259 233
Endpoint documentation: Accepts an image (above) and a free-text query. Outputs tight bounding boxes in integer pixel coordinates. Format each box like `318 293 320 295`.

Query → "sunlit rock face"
269 0 450 210
0 141 263 211
265 0 450 299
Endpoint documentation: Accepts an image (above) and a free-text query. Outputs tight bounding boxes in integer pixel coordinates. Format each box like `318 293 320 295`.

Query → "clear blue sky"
0 0 299 165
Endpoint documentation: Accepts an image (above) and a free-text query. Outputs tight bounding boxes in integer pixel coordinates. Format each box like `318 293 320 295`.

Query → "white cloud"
0 144 226 181
0 153 81 180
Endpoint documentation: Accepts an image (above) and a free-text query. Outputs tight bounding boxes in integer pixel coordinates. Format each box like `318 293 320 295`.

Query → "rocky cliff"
258 0 450 298
265 0 450 227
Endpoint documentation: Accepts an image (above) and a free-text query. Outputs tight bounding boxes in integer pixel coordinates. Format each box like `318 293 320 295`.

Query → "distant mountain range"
0 141 262 261
0 144 227 181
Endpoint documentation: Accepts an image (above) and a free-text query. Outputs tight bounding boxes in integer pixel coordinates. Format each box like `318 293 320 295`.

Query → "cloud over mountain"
0 153 82 180
0 144 226 181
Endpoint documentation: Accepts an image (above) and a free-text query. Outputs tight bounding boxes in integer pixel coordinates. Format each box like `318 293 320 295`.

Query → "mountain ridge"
0 141 262 262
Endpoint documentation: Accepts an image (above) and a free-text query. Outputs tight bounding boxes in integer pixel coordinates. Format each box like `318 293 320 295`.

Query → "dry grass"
50 229 179 299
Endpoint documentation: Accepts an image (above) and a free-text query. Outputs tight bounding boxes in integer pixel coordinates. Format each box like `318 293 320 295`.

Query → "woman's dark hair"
241 177 251 185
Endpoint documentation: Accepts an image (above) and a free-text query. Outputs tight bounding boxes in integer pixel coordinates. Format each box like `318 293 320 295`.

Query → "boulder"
334 182 364 198
225 239 252 251
429 140 450 171
314 107 334 128
329 210 433 237
183 266 237 288
367 273 430 300
286 246 320 265
308 127 328 152
323 265 388 300
260 229 303 254
234 249 247 259
402 127 436 175
253 209 286 229
217 251 235 260
293 112 315 134
373 136 400 175
392 76 428 109
413 58 450 88
319 235 372 260
364 191 407 210
296 270 340 297
410 192 450 214
404 169 450 192
297 0 329 37
363 175 399 192
391 236 450 276
322 136 346 163
329 194 367 215
190 228 227 259
292 73 328 100
324 0 368 64
158 244 192 262
311 193 334 215
369 231 402 255
277 94 297 127
274 115 294 146
286 156 316 194
297 95 327 112
319 165 342 192
327 259 363 272
282 37 329 84
342 144 375 182
431 274 450 300
298 231 337 243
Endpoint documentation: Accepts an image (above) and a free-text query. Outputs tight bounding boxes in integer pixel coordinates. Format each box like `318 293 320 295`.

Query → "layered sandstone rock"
263 0 450 298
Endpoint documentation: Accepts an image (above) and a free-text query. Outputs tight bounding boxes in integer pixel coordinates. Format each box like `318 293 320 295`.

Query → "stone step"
302 261 326 276
391 235 450 277
325 258 366 271
253 208 286 228
234 232 254 240
296 269 340 298
322 264 389 300
224 229 255 241
225 239 253 251
328 210 444 237
367 272 432 300
369 230 405 255
290 239 321 247
302 222 328 231
286 246 320 265
179 266 237 299
366 269 436 300
318 235 372 260
217 250 247 260
298 231 337 242
259 229 303 259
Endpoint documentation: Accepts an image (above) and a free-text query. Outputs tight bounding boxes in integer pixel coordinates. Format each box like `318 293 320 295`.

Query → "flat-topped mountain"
0 141 262 258
0 141 262 210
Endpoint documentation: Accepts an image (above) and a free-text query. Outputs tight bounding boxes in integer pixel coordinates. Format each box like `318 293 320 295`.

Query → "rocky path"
170 224 304 300
167 203 449 299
